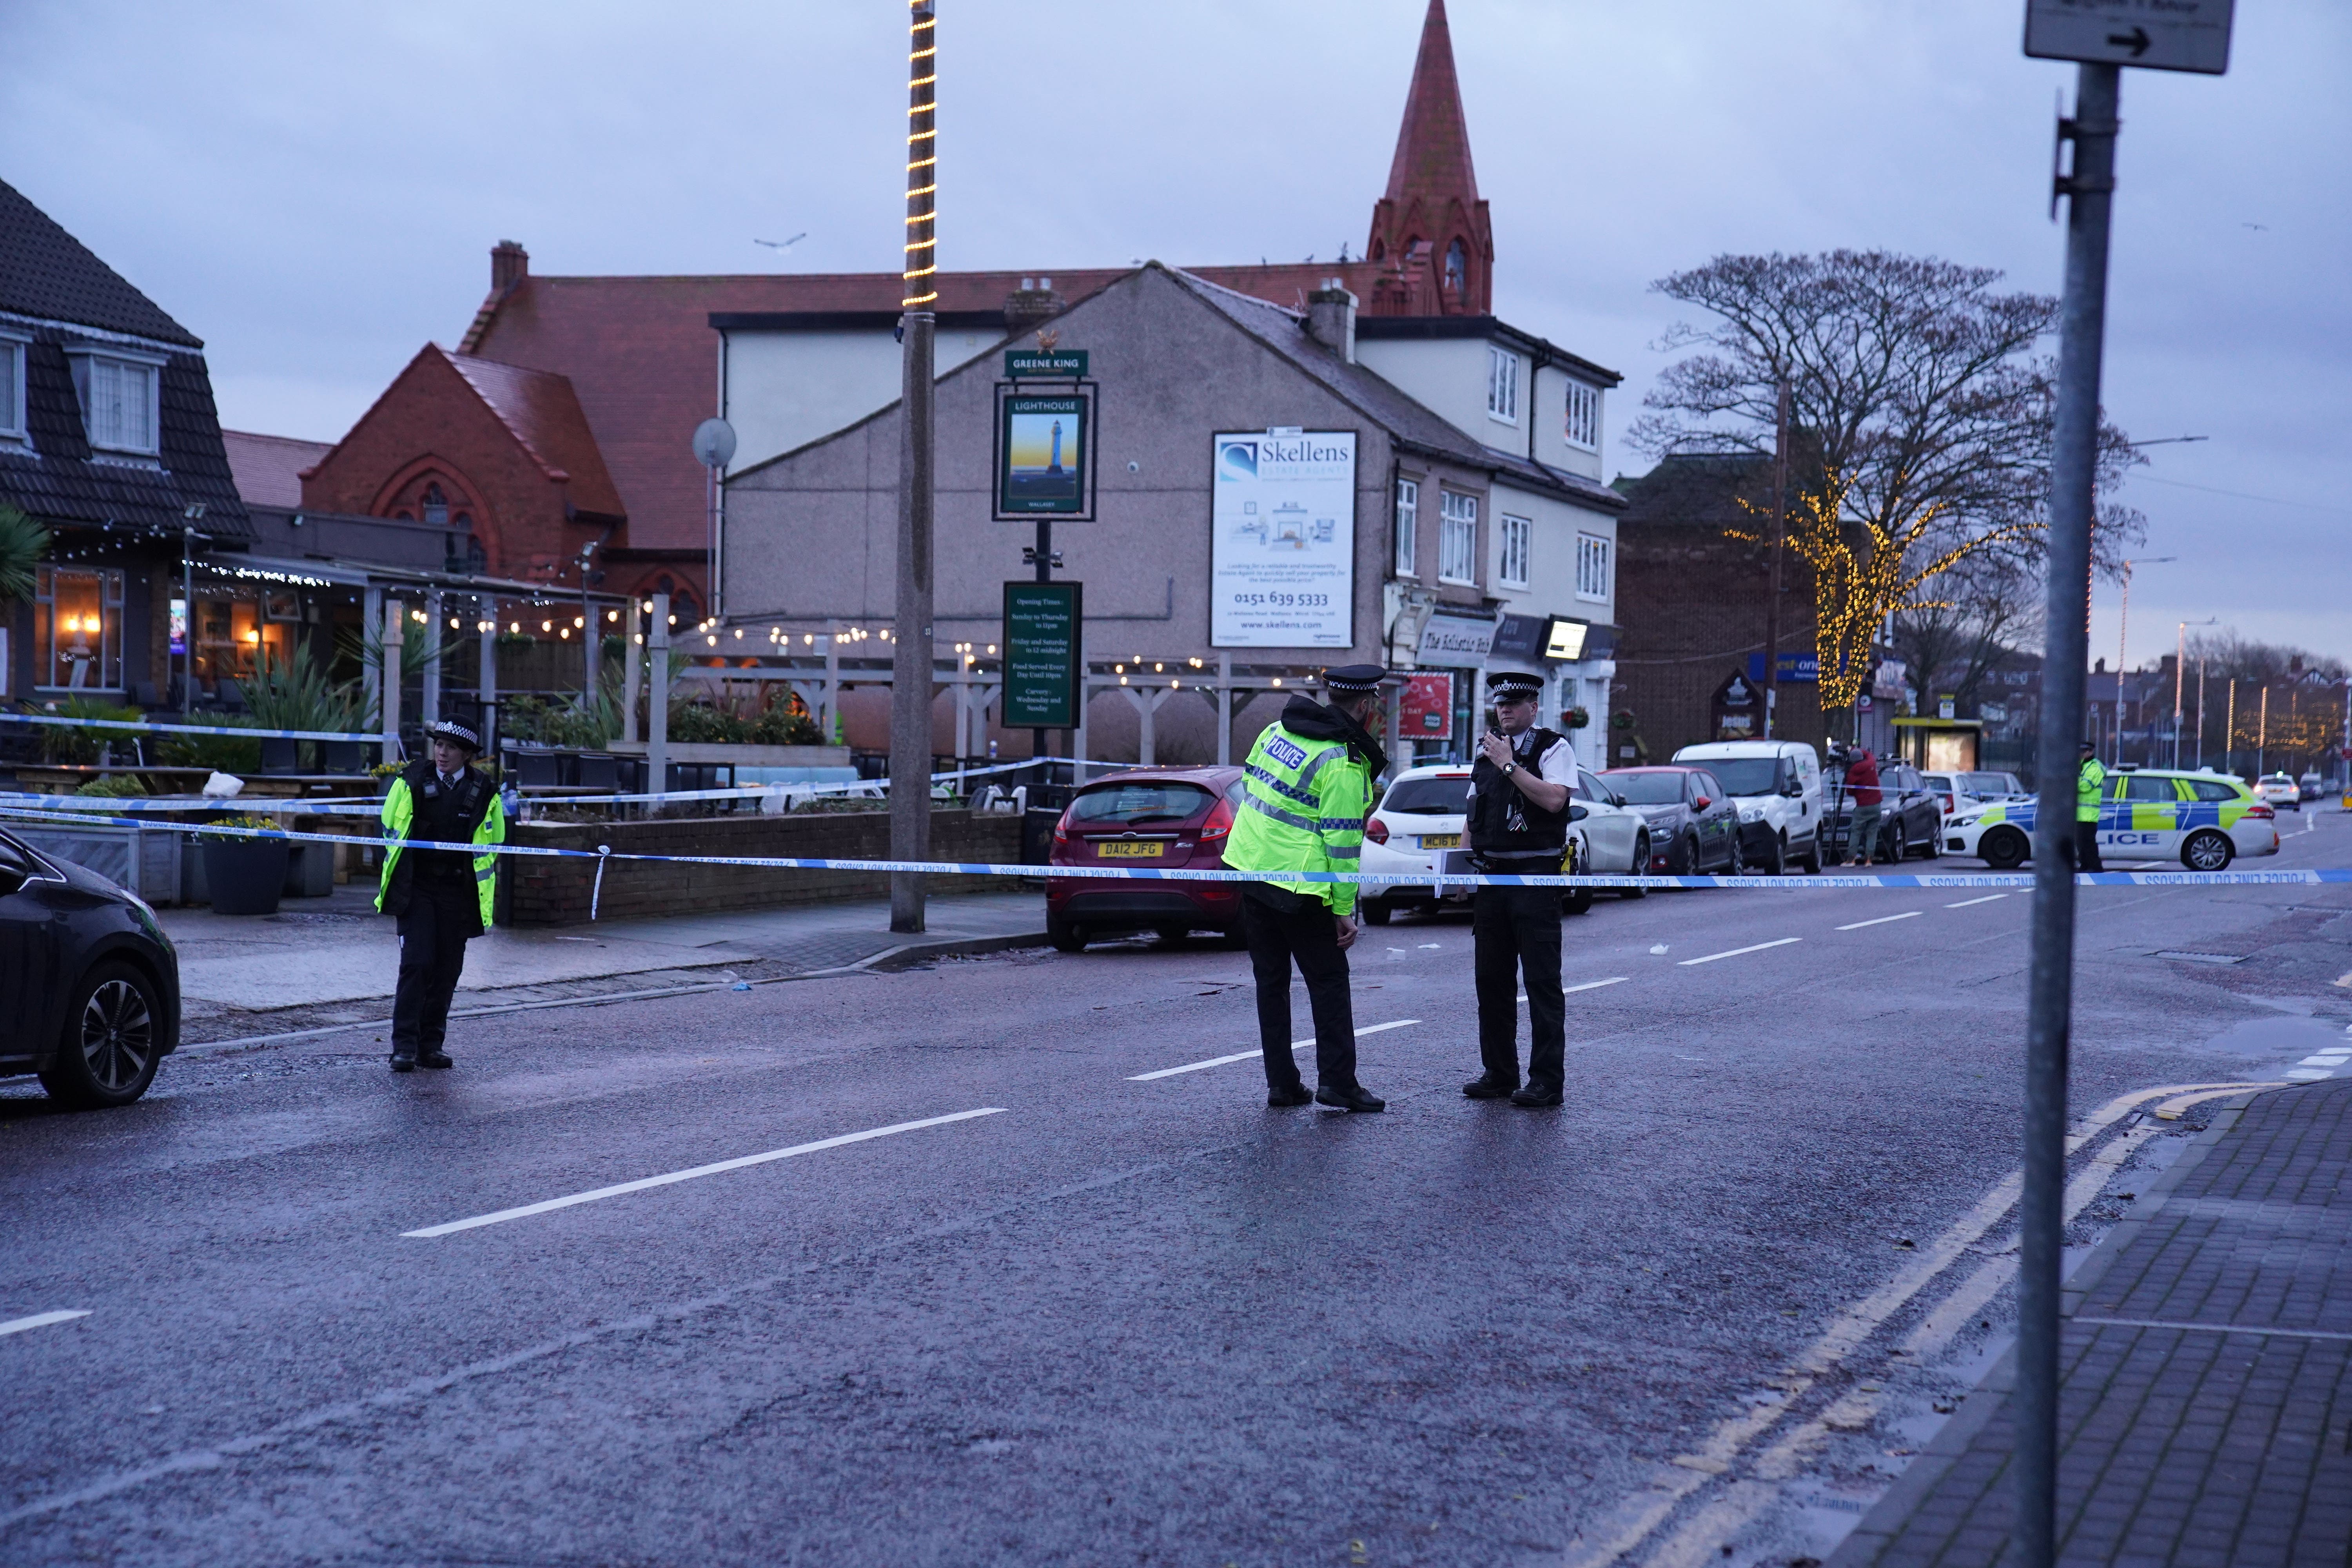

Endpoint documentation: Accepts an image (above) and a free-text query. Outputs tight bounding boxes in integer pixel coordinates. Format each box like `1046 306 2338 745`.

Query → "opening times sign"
1210 429 1356 648
1002 581 1082 728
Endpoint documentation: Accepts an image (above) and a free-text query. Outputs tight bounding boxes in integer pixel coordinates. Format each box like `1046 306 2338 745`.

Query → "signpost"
1006 348 1088 379
1002 581 1083 744
2014 7 2232 1564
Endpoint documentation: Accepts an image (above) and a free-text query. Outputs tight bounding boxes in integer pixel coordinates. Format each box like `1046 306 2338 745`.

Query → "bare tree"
2184 628 2348 685
1634 250 2143 708
1896 553 2042 717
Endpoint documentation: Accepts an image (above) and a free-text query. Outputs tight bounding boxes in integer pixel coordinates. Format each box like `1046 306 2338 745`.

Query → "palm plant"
0 503 49 606
334 612 448 728
237 643 361 735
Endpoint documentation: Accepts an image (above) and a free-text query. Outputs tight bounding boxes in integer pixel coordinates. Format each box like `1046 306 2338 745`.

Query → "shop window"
35 565 125 690
1393 478 1419 577
1438 491 1478 586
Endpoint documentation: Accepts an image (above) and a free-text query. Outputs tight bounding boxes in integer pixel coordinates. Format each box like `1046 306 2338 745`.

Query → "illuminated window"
1393 478 1419 577
1564 381 1601 451
35 565 125 690
1438 491 1478 586
1576 532 1612 602
1498 514 1530 590
1486 347 1518 424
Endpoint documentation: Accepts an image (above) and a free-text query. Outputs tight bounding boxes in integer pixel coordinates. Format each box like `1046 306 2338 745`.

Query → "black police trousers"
1474 879 1566 1090
392 879 479 1056
2073 820 2104 874
1240 890 1358 1092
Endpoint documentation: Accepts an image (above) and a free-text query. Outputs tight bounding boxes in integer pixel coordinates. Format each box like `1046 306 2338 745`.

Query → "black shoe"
1316 1082 1386 1113
1266 1083 1314 1108
389 1053 416 1073
1510 1082 1564 1107
417 1049 454 1070
1462 1073 1519 1100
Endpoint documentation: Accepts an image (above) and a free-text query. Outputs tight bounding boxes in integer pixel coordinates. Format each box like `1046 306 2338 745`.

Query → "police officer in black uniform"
379 717 503 1072
1462 670 1578 1107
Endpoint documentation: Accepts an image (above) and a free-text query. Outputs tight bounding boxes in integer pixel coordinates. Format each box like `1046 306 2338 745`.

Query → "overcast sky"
5 1 2344 670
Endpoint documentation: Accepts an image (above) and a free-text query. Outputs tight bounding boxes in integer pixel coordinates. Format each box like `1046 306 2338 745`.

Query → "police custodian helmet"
1485 670 1544 701
423 717 483 754
1320 663 1390 697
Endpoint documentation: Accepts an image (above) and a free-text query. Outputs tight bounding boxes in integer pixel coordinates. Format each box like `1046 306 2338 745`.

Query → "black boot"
417 1049 454 1070
388 1049 416 1073
1316 1082 1386 1113
1510 1082 1564 1107
1266 1082 1313 1107
1462 1073 1518 1099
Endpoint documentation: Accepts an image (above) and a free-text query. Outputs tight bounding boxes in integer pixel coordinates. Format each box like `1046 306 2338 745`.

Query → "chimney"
1305 279 1357 363
1004 278 1065 332
491 240 529 295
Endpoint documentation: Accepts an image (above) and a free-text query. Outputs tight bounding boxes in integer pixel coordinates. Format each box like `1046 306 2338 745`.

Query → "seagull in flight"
754 232 809 251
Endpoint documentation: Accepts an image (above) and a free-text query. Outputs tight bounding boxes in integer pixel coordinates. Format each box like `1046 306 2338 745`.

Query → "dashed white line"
1127 1019 1421 1081
0 1310 90 1338
1945 894 2009 908
403 1109 1008 1237
1836 911 1923 931
1676 937 1802 967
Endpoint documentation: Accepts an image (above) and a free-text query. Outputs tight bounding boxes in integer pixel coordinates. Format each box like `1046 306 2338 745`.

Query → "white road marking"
2297 1054 2350 1067
0 1310 90 1339
1567 976 1631 994
1945 894 2009 908
403 1109 1008 1237
1836 911 1922 931
1417 943 1443 949
2283 1068 2335 1081
1676 937 1801 967
1127 1019 1421 1081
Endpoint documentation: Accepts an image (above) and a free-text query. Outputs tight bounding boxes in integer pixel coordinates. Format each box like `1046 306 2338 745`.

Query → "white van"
1670 739 1826 873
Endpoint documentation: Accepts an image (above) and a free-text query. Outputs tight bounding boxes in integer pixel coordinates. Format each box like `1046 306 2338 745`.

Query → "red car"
1046 766 1249 952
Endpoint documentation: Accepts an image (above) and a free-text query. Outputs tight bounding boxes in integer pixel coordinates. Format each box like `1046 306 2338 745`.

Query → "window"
1575 531 1612 601
2123 775 2179 803
1498 513 1530 589
1393 477 1419 577
67 349 163 457
1486 346 1519 423
1564 381 1601 450
1444 238 1467 298
1438 490 1478 585
34 565 125 690
0 333 25 441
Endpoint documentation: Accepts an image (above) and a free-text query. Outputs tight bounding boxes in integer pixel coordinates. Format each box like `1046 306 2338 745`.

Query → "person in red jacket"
1842 747 1884 866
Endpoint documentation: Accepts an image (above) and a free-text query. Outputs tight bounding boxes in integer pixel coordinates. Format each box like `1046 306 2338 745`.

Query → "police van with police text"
1945 767 2279 872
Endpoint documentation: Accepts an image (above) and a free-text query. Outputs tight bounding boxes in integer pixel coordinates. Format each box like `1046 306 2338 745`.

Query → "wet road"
4 812 2348 1567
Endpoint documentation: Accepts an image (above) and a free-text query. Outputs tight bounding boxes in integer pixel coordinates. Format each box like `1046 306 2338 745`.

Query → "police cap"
1320 663 1390 696
425 717 483 754
1485 670 1544 701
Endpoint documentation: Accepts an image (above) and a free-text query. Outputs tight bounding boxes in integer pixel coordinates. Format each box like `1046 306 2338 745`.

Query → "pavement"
1828 1074 2352 1568
166 886 1051 1046
1 810 2346 1566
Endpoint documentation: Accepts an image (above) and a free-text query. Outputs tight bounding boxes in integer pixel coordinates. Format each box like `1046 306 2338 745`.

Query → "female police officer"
377 717 506 1071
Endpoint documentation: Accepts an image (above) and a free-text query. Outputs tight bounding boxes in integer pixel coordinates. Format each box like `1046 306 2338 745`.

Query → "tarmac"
165 884 1050 1047
1828 1074 2352 1567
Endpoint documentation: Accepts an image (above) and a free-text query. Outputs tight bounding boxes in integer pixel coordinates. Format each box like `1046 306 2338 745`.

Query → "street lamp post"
889 0 940 934
2113 555 2173 767
2173 617 2214 770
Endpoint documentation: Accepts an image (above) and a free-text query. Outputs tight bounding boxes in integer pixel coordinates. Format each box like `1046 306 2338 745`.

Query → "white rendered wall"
721 326 1002 471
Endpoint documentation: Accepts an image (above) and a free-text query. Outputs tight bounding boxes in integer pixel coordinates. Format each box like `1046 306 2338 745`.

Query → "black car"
1599 766 1744 875
0 827 181 1108
1824 757 1942 864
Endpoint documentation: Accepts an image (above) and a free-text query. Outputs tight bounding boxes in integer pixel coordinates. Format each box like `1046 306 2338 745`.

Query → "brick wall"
502 808 1025 927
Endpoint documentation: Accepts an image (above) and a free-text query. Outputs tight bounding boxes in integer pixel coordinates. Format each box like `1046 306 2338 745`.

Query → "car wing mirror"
0 867 25 898
1568 803 1589 822
1692 797 1712 811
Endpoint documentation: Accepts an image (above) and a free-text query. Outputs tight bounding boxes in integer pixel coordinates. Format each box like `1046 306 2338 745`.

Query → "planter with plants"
198 815 290 916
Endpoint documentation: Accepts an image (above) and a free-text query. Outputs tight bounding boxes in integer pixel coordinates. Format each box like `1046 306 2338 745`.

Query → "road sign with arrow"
2025 0 2233 75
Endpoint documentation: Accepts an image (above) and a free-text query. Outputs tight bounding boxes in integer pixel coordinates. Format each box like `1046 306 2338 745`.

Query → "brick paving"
1831 1077 2352 1567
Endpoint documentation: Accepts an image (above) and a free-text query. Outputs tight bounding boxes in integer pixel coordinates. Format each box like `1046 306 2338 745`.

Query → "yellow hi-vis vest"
2077 756 2107 822
377 769 507 929
1224 719 1371 917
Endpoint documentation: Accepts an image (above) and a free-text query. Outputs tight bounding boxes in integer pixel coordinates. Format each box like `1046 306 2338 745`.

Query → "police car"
1945 767 2279 872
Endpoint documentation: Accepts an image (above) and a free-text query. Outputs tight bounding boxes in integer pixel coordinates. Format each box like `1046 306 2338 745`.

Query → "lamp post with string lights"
2174 617 2214 769
2111 555 2173 765
889 0 939 933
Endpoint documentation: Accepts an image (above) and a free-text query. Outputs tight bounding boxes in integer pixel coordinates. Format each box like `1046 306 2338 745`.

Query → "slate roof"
222 429 333 509
0 177 200 348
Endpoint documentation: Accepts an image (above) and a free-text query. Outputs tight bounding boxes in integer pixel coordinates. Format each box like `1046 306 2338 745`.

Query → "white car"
2257 773 2301 811
1945 766 2280 871
1358 762 1645 922
1671 739 1826 874
1921 769 2029 818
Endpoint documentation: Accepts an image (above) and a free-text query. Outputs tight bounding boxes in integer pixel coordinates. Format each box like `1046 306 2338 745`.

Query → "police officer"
378 717 506 1071
1463 671 1578 1107
1223 664 1390 1112
2076 739 2107 874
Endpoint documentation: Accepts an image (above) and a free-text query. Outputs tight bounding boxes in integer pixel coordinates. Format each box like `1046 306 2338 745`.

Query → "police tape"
3 805 2346 894
0 711 388 743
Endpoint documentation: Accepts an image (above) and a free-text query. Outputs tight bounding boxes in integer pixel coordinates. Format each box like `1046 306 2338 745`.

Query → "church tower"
1363 0 1493 317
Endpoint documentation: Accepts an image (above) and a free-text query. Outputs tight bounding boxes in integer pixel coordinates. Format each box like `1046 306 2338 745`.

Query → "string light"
901 1 938 308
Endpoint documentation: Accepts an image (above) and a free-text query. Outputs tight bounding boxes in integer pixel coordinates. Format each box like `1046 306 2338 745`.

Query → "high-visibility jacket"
1225 707 1372 917
2077 756 2107 822
377 766 506 929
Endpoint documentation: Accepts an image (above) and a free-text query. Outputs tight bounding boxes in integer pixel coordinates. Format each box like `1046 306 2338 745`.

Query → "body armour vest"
1468 727 1571 854
405 764 492 883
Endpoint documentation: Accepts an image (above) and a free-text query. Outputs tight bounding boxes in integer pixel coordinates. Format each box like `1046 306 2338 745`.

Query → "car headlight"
1737 806 1763 822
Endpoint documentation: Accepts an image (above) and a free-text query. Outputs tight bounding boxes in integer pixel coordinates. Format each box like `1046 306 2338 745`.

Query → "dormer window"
0 330 27 444
66 346 165 458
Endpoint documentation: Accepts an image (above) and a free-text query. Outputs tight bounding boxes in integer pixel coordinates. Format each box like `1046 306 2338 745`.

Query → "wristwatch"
1502 760 1520 777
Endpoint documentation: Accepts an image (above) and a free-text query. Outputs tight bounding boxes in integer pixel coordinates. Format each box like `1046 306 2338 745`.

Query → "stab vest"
1468 727 1571 855
401 762 494 883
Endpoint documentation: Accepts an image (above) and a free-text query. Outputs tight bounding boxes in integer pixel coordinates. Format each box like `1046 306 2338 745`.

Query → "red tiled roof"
435 348 626 518
459 261 1385 554
220 428 333 509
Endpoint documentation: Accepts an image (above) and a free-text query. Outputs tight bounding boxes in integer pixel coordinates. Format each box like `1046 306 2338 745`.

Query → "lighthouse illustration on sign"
1001 395 1086 512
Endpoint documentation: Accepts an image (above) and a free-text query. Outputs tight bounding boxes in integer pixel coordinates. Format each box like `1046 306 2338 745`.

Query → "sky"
4 0 2344 671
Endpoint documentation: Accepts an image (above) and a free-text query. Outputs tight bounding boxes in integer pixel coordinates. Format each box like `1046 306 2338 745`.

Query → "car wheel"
1620 835 1649 898
1764 833 1787 876
1725 833 1745 876
1980 826 2030 871
1362 900 1393 926
1048 919 1088 954
38 961 164 1110
1562 889 1595 916
1668 832 1697 877
1155 926 1191 945
2182 829 2234 872
1218 924 1250 950
1802 835 1823 874
1882 823 1907 864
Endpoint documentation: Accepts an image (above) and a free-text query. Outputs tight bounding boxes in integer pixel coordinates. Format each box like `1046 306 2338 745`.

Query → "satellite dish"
691 417 737 469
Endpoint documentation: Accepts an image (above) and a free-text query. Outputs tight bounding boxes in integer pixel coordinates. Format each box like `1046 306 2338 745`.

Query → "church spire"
1363 0 1493 317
